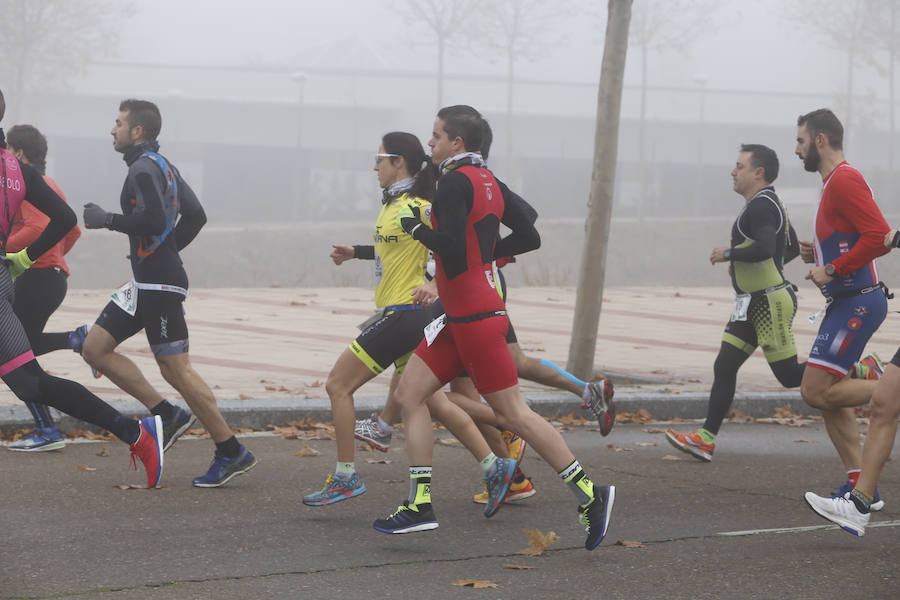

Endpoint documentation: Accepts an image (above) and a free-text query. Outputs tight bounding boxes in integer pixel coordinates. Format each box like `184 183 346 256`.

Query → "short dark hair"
797 108 843 150
7 125 48 166
739 143 779 183
119 99 162 141
0 88 5 122
382 131 435 200
436 105 483 152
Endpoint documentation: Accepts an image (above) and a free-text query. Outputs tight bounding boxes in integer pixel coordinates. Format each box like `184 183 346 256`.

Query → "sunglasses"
375 153 399 166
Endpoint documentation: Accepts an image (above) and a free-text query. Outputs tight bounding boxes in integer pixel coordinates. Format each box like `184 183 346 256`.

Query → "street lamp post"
692 73 708 217
291 71 308 221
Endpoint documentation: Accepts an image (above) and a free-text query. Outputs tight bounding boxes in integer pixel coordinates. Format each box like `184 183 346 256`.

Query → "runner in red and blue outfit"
795 109 891 514
371 106 615 549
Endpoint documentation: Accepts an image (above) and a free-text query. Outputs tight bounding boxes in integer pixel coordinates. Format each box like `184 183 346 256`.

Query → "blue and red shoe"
303 473 366 506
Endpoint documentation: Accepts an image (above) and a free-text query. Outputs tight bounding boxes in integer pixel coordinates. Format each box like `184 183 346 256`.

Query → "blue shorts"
808 290 887 376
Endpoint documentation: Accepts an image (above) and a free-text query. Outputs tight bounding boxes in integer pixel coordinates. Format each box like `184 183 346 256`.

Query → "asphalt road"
2 422 898 599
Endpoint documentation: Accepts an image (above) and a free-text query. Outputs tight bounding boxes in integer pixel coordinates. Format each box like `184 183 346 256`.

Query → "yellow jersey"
373 193 433 308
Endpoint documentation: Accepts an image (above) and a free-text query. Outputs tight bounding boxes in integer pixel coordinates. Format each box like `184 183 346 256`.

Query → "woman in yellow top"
303 131 436 505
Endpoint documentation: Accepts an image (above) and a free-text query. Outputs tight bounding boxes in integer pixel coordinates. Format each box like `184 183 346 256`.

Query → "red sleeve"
5 202 49 253
60 223 81 255
830 171 890 275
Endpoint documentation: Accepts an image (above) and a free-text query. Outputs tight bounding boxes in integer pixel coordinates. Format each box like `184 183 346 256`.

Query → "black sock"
150 400 175 421
215 436 241 459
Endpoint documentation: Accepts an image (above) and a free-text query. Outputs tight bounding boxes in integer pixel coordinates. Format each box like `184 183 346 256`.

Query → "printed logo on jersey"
854 305 868 316
839 240 849 254
848 317 862 330
424 205 431 221
484 269 496 289
829 330 854 355
5 155 19 172
483 182 493 201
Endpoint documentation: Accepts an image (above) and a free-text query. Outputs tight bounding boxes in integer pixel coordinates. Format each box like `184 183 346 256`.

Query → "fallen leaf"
616 409 654 424
557 412 588 426
435 437 461 446
239 394 254 400
503 564 536 570
309 380 323 387
114 484 151 490
516 529 560 556
290 301 307 306
635 442 657 447
642 427 666 434
295 446 321 457
728 408 753 423
793 439 810 443
78 465 97 471
264 385 278 391
606 444 633 452
452 580 498 589
365 458 393 464
96 448 110 457
616 540 645 548
662 455 684 461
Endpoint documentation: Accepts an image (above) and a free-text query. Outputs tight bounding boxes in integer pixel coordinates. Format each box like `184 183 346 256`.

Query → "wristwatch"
825 263 836 276
723 248 732 260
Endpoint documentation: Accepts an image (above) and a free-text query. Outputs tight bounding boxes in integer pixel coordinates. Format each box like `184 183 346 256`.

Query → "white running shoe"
804 491 870 536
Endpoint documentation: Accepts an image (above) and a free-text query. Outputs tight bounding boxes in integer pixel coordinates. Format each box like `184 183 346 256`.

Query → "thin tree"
567 0 632 378
0 0 131 120
389 0 477 109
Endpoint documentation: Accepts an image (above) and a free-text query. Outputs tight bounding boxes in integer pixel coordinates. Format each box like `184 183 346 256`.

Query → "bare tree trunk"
566 0 632 378
638 39 648 220
437 38 445 109
889 2 896 200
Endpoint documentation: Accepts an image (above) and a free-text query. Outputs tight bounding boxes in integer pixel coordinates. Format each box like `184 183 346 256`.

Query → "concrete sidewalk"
3 285 898 430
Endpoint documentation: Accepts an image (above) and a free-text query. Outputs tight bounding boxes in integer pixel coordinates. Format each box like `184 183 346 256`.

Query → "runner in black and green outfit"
667 144 806 461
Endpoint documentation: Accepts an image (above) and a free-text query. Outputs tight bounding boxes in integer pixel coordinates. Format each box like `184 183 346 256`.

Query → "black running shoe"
373 501 438 534
579 484 615 550
162 406 196 452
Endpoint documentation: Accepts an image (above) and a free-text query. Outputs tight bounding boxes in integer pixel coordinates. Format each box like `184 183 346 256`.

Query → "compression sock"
540 359 587 389
847 469 861 487
697 428 716 444
479 452 498 475
850 488 873 513
150 399 176 422
560 459 595 506
26 401 55 429
409 466 432 505
335 462 356 479
215 435 241 459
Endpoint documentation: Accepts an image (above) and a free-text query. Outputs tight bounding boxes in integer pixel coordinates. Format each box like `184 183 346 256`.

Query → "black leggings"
2 360 138 444
702 342 806 434
12 267 71 429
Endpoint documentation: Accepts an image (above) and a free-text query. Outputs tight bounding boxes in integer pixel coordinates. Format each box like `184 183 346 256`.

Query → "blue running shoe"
579 484 616 550
484 457 517 518
831 480 884 512
302 473 366 506
129 416 164 488
373 501 438 534
8 427 66 452
161 406 195 452
192 446 257 488
68 324 90 353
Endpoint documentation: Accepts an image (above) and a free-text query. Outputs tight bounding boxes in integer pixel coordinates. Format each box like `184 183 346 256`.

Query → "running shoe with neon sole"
7 427 66 452
473 475 536 504
354 412 392 452
129 416 164 488
582 379 616 436
665 429 714 461
502 430 526 462
831 480 884 511
852 353 885 380
161 406 195 452
192 446 257 488
373 501 438 534
804 491 870 536
579 484 616 550
302 473 366 506
483 457 517 518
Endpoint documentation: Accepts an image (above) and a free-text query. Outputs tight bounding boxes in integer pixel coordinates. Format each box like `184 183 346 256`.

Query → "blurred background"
3 0 899 290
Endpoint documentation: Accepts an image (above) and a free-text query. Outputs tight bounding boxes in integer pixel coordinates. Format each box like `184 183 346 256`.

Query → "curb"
0 390 811 434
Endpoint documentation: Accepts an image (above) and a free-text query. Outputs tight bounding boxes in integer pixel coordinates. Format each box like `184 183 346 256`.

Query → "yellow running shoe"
502 430 526 463
473 476 536 504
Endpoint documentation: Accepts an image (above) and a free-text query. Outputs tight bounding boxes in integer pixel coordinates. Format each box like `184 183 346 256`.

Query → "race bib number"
424 314 447 346
111 280 138 316
730 294 750 322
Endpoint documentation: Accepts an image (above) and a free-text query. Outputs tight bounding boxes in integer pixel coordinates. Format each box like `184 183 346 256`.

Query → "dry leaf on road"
616 540 645 548
452 580 498 588
517 529 560 556
662 455 684 461
503 564 536 570
77 465 97 471
295 446 321 457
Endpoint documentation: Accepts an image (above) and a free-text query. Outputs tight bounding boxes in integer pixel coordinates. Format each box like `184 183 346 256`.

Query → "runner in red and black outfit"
0 88 163 486
372 106 615 550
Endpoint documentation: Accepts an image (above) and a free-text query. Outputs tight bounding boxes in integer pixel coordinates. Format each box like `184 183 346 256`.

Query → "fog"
4 0 900 290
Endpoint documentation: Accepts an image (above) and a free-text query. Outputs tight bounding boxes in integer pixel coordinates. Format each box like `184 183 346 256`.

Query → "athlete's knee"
712 351 741 380
800 377 830 408
869 384 900 423
2 361 43 402
772 362 804 389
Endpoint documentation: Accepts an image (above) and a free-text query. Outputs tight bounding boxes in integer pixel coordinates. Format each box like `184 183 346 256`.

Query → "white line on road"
717 520 900 537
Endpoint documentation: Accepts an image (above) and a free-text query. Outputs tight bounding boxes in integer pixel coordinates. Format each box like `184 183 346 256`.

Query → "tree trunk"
566 0 632 378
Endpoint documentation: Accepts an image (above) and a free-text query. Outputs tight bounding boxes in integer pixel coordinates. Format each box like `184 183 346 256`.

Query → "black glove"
83 203 114 229
397 204 423 236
